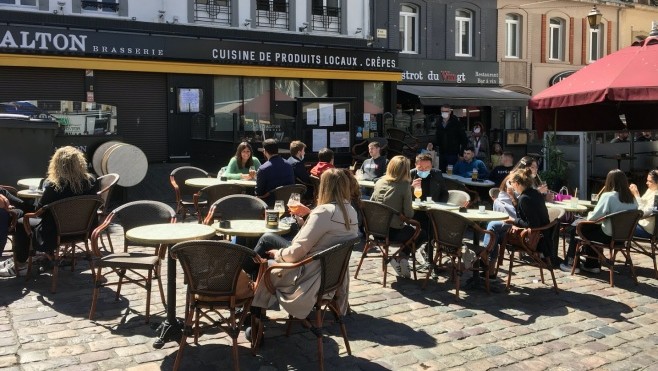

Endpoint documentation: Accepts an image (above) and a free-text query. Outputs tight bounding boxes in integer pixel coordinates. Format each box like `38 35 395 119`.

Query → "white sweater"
636 189 658 235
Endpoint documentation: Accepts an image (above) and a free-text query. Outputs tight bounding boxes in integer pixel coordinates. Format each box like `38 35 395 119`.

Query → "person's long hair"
341 168 362 210
317 168 352 229
383 155 411 183
509 168 535 190
233 142 254 170
46 146 94 194
602 169 635 204
500 155 540 191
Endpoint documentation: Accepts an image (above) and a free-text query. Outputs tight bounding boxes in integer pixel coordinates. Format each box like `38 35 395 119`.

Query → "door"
167 75 213 160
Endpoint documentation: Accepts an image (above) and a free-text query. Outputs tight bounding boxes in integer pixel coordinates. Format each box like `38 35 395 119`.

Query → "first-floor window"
505 14 521 58
455 9 473 57
589 23 603 62
549 17 564 61
82 0 120 13
0 0 37 5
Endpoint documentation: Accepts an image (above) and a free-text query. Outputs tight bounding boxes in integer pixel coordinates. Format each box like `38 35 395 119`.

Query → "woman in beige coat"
251 168 359 319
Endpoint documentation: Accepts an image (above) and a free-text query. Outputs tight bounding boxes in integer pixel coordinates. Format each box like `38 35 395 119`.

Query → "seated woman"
8 146 97 277
560 169 637 274
249 168 358 321
370 155 416 278
222 142 261 180
630 169 658 238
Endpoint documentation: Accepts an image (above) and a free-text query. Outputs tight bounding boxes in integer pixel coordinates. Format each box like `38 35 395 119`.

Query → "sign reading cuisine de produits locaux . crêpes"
0 25 399 72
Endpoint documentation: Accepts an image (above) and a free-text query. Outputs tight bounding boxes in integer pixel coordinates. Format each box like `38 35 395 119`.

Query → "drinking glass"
248 166 256 179
287 193 302 215
274 200 285 219
446 165 453 176
591 193 599 205
413 186 422 203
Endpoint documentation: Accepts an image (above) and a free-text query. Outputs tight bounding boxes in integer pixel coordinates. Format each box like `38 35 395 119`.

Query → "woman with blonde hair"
249 168 358 321
6 146 97 277
370 155 416 277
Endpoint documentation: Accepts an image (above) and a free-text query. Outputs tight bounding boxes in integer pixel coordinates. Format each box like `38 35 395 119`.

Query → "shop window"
275 79 301 98
548 17 565 61
302 79 327 97
364 82 384 115
0 0 37 6
505 14 521 58
455 9 473 57
311 0 340 33
81 0 119 13
589 23 603 63
256 0 289 29
211 76 240 141
194 0 231 25
399 4 419 54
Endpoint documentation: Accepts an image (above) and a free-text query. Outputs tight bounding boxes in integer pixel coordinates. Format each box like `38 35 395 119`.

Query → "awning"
398 84 530 107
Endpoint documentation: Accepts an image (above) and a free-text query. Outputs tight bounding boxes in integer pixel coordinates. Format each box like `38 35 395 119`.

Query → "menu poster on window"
330 131 350 148
335 108 346 126
312 129 327 152
319 103 334 127
307 108 318 126
363 113 371 122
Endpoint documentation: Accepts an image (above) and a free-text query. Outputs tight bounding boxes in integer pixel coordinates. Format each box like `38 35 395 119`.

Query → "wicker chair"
0 185 19 251
88 200 176 323
22 195 103 293
170 166 209 220
444 178 479 205
202 195 268 226
423 209 495 298
354 200 421 287
571 209 644 286
447 190 471 207
631 214 658 279
258 184 307 209
95 173 120 253
253 238 359 371
193 184 246 223
170 240 264 371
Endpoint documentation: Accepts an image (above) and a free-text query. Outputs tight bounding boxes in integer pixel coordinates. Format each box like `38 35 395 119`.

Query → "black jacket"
286 155 311 185
410 169 449 203
434 115 468 155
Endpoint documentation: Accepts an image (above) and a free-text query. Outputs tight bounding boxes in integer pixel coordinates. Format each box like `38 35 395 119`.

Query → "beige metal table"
412 201 460 211
185 177 256 189
443 174 495 188
16 178 42 189
16 189 43 199
125 223 216 349
357 180 376 189
212 219 290 238
451 209 509 222
547 201 589 213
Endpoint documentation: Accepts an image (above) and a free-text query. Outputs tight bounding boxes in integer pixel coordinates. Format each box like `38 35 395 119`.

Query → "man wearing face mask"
410 153 449 203
427 104 468 172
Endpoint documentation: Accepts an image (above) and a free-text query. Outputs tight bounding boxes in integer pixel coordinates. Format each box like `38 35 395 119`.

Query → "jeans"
0 209 8 255
634 224 652 239
566 223 609 268
482 220 511 263
243 232 290 276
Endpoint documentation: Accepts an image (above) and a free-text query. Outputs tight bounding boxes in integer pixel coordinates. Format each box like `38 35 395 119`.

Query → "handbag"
506 228 542 250
553 186 572 202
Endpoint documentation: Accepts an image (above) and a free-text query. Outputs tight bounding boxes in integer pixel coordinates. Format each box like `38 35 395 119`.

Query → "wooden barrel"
104 144 148 187
92 140 121 176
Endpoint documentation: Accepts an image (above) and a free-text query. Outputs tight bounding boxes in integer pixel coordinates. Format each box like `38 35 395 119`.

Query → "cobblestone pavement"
1 223 658 371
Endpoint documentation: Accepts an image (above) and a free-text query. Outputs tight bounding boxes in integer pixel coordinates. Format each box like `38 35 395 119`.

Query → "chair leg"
51 248 61 294
454 257 462 298
506 250 515 291
624 248 638 285
538 257 546 284
145 269 153 324
156 264 166 309
329 302 351 355
382 246 390 288
172 301 192 371
115 269 126 301
423 244 441 289
652 242 658 279
89 266 103 320
353 241 372 279
571 243 581 275
314 307 324 371
104 229 114 253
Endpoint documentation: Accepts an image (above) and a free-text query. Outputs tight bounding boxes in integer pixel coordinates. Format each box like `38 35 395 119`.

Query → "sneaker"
399 258 411 278
389 258 402 277
560 258 580 273
0 258 13 268
0 262 27 277
580 263 601 274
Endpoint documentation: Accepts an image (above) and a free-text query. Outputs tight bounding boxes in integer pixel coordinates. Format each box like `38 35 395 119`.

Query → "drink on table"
413 186 422 202
446 165 453 176
471 168 479 181
274 200 285 219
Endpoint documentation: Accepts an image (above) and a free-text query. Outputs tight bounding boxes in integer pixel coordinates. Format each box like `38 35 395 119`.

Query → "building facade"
0 0 399 171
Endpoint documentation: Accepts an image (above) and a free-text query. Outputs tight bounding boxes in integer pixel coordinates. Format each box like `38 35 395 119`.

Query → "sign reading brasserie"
0 25 398 72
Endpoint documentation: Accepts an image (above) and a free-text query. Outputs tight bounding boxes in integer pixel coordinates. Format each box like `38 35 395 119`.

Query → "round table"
357 180 376 189
17 189 43 199
185 178 257 189
451 209 509 222
547 201 589 213
17 178 43 189
125 223 216 349
444 174 495 188
412 201 460 211
213 219 290 237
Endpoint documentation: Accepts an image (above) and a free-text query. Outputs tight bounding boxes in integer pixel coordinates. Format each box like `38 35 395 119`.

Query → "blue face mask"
417 170 430 179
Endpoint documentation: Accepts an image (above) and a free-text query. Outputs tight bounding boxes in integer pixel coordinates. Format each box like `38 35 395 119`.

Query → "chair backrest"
200 183 246 207
448 190 470 206
426 209 472 253
606 209 644 243
270 184 307 204
205 194 267 224
444 178 467 192
314 238 359 297
171 240 256 297
170 166 209 199
45 195 104 239
96 173 120 213
489 188 500 201
360 200 397 240
386 127 408 141
111 200 176 233
547 207 565 221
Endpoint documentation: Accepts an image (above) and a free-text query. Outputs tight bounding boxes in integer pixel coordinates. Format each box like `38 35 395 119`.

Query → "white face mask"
474 127 481 134
441 112 450 119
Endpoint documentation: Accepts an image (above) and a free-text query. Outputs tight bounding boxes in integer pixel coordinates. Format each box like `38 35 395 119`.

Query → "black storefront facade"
0 11 400 181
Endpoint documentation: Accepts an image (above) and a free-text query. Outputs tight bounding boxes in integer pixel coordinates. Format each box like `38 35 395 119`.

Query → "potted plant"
540 133 568 191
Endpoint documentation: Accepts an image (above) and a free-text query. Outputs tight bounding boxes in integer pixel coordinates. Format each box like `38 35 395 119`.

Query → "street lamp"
587 5 602 29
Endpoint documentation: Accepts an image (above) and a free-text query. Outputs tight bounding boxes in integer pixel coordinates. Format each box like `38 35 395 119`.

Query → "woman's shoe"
0 262 27 277
0 258 13 268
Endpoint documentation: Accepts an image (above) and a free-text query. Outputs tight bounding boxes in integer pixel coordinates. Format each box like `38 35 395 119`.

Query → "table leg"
153 247 182 349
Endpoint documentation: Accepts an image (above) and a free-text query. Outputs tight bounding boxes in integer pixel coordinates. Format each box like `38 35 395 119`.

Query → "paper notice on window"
312 129 327 152
330 131 350 148
307 108 318 126
363 113 371 122
319 103 334 127
335 109 346 126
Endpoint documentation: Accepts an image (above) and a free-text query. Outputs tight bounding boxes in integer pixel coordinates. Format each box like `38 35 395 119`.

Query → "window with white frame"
455 9 473 57
399 4 419 54
548 17 564 61
81 0 119 13
589 23 603 62
505 14 521 58
0 0 37 5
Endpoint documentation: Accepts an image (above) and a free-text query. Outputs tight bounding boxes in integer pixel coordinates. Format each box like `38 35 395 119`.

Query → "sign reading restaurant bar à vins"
0 25 398 72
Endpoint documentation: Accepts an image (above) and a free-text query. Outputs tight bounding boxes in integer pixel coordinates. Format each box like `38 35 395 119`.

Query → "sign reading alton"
0 26 398 72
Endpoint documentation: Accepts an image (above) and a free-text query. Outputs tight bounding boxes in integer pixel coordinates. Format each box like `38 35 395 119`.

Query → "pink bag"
553 186 572 202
